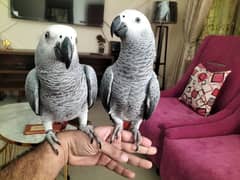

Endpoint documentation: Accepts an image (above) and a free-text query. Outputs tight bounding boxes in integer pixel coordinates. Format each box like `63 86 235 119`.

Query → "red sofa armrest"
163 91 240 129
165 109 240 139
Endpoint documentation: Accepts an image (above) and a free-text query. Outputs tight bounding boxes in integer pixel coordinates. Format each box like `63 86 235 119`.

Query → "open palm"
60 126 156 179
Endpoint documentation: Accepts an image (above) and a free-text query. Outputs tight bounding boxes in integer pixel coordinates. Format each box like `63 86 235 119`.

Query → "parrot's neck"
37 58 80 73
115 37 156 76
36 61 82 86
37 63 84 94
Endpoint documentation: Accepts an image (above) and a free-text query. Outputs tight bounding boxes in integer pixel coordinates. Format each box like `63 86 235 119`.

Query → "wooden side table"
0 140 7 166
0 140 7 152
0 103 76 179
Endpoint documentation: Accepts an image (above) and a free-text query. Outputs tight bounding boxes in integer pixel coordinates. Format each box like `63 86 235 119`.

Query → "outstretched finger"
100 141 129 163
98 154 135 179
121 130 153 147
127 153 153 169
101 141 153 170
121 142 157 155
105 159 135 179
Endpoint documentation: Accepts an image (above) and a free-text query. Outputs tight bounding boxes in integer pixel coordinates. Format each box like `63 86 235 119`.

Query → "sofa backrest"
187 35 240 112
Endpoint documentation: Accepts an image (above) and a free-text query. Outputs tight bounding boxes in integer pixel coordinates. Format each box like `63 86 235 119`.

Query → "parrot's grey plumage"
100 9 160 150
25 69 40 115
25 24 99 154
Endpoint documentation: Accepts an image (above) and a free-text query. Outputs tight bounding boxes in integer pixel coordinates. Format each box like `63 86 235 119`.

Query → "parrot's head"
36 24 78 69
111 9 153 41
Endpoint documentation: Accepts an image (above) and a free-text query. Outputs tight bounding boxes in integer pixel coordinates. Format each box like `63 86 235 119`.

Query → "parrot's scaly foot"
45 130 61 155
79 125 102 149
132 128 141 151
110 124 122 144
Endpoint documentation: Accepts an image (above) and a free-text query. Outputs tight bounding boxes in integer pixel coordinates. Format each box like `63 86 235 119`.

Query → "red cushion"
179 63 231 116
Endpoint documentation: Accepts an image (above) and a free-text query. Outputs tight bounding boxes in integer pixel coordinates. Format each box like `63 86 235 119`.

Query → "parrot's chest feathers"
110 40 156 121
114 59 153 82
38 69 83 93
116 42 155 81
111 77 148 121
37 69 87 119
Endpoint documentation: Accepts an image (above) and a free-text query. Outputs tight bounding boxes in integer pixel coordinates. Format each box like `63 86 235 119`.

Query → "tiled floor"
0 96 160 180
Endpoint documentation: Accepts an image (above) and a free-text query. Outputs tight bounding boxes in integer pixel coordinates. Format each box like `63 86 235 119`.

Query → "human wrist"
41 139 67 166
56 132 70 165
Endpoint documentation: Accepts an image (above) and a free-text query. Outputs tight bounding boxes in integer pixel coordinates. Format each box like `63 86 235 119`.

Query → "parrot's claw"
110 125 122 144
45 130 61 155
79 125 102 149
132 128 141 152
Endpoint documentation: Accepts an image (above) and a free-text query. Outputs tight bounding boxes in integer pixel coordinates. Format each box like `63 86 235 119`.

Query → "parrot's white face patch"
35 24 78 67
118 9 152 39
42 25 77 47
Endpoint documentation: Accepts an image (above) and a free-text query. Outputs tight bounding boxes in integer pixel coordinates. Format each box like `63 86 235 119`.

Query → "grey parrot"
156 1 170 22
25 24 99 154
100 9 160 150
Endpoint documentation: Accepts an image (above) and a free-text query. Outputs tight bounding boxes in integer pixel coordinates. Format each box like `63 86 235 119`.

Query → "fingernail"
121 153 128 162
130 172 135 179
153 147 157 154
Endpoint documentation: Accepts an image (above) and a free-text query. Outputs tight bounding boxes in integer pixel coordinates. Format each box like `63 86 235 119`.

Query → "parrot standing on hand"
25 25 100 154
100 9 160 151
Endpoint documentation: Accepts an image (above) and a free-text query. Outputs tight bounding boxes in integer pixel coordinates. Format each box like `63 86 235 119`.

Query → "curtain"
171 0 213 85
233 3 240 35
200 0 239 40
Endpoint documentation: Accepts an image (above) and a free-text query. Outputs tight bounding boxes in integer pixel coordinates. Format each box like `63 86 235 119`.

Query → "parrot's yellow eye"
135 17 141 23
45 32 50 39
59 35 62 38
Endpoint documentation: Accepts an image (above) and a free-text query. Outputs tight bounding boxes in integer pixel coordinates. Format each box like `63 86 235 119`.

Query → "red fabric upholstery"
161 35 240 112
161 135 240 180
140 35 240 169
140 97 201 165
160 106 240 180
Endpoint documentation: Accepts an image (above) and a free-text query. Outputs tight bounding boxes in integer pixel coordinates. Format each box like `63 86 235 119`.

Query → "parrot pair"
25 9 160 154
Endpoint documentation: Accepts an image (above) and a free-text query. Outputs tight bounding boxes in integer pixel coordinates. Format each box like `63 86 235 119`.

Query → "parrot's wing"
143 73 160 120
83 65 98 108
25 68 40 115
100 66 114 112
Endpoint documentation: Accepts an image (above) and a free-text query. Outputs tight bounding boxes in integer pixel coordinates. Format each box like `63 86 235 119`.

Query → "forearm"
0 140 67 180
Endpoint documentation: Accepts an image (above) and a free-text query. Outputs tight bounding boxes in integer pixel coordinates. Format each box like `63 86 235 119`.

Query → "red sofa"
161 93 240 180
140 35 240 174
161 134 240 180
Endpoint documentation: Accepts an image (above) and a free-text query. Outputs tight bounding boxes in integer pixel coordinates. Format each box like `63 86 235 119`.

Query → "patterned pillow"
179 63 231 116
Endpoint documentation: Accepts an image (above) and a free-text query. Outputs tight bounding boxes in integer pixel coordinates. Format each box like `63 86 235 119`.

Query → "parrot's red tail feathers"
123 120 131 130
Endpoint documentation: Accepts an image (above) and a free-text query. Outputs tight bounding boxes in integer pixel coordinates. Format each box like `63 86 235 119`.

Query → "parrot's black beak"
111 15 128 38
54 37 73 69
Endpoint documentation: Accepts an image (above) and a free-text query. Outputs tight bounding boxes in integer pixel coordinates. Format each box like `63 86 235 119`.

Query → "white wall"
0 0 157 53
0 0 187 88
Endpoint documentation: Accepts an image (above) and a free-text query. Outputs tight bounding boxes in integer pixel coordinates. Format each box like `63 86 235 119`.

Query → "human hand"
58 126 157 179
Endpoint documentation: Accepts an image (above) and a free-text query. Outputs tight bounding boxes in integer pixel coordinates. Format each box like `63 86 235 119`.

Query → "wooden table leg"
0 91 6 101
17 90 25 102
64 164 70 180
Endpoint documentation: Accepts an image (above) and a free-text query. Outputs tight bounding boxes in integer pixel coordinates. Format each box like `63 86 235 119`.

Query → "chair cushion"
151 97 202 127
161 135 240 180
140 97 202 167
179 63 231 116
